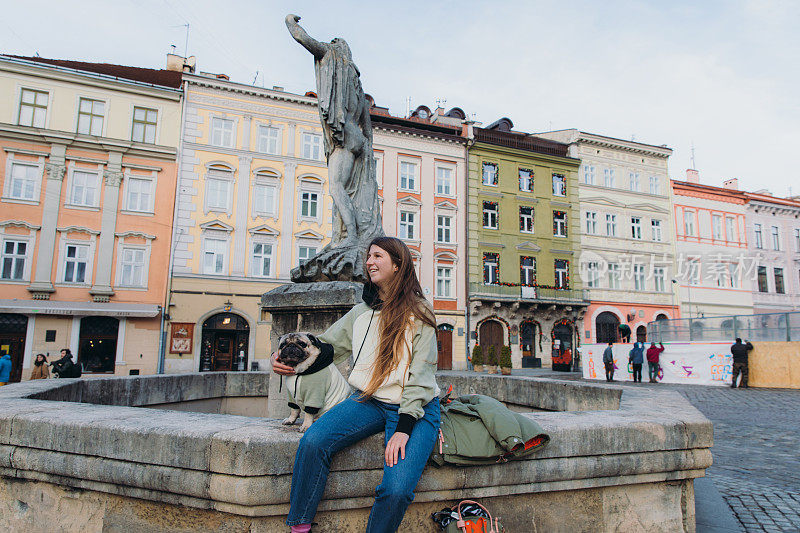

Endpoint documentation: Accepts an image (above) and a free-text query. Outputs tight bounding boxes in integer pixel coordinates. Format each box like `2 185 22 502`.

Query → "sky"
3 0 798 196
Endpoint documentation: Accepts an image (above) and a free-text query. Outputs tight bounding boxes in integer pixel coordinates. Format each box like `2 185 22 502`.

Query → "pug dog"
276 332 351 432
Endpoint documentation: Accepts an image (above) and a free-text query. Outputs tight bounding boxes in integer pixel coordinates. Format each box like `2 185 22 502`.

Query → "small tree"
471 345 484 367
486 345 498 367
499 346 512 368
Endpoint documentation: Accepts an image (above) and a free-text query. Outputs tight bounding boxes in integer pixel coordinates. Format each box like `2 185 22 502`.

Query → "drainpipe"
463 128 476 368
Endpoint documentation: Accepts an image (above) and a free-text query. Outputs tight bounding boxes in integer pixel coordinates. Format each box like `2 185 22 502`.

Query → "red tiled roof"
6 55 183 89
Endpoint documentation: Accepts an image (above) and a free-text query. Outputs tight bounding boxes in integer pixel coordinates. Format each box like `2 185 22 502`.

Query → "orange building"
0 55 182 380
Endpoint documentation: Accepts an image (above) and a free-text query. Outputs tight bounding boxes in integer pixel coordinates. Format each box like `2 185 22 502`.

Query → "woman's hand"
270 351 295 376
385 432 409 467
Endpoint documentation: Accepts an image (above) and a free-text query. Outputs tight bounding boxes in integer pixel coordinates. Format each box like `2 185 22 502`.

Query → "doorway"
595 311 620 344
552 319 573 372
0 313 27 383
520 320 540 368
436 324 453 370
200 313 249 372
479 319 504 363
636 325 647 343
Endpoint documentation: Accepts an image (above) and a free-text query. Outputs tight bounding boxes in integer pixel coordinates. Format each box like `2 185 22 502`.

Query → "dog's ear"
307 334 320 348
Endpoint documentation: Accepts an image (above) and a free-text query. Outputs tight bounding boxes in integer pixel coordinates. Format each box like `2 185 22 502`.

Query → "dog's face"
277 332 321 373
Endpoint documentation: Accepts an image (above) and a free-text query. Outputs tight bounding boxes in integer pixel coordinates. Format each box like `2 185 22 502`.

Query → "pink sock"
290 525 312 533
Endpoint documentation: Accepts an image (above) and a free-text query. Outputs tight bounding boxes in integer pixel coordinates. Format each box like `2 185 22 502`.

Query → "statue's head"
329 37 353 61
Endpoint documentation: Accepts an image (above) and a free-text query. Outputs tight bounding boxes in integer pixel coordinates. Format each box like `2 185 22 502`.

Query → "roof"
474 127 571 158
370 111 465 143
5 55 183 89
671 179 748 204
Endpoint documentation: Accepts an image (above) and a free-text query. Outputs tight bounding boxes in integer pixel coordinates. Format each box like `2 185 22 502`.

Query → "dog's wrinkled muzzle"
278 344 306 366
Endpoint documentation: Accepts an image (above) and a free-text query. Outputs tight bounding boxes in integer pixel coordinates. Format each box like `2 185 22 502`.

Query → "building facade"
535 129 677 344
467 119 585 370
166 73 331 374
671 173 753 319
0 55 181 381
371 104 469 369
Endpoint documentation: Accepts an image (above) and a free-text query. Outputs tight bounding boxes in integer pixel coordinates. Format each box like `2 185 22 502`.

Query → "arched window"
596 312 620 344
78 316 119 373
636 325 647 343
200 313 250 372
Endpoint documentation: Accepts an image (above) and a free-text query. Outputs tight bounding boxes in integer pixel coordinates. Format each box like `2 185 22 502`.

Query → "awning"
0 299 161 318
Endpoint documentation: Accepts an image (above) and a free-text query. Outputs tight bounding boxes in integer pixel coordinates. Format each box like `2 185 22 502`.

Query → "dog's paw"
282 417 296 425
299 422 312 432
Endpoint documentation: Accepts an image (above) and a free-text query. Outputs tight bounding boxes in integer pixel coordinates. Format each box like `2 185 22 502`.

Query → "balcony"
469 282 588 305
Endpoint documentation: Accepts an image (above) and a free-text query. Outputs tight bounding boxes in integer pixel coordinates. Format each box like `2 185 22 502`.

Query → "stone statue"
286 14 383 283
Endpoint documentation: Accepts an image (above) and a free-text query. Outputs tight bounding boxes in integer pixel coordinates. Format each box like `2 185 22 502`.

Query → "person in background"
628 341 645 383
51 348 81 378
618 323 632 343
0 349 12 386
30 353 50 380
646 342 665 383
730 338 753 388
603 342 615 382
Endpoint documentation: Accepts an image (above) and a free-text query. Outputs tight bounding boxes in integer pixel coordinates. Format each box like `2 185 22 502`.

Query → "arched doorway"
78 316 119 373
520 320 540 368
0 313 27 383
655 313 669 321
436 324 453 370
200 313 249 372
552 319 573 372
636 325 647 343
479 319 504 363
595 312 620 344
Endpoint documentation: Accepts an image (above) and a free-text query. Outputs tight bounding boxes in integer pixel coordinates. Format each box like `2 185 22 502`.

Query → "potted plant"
486 345 498 374
471 345 484 372
499 346 513 375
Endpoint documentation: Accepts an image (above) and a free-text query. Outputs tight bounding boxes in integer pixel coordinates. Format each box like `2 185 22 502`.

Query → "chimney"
685 169 700 184
166 53 196 73
723 178 739 190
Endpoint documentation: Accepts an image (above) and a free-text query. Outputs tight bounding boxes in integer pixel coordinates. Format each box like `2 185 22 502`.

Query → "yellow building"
165 73 329 373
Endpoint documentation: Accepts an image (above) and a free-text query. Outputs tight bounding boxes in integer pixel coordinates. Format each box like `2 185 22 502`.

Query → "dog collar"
297 344 334 376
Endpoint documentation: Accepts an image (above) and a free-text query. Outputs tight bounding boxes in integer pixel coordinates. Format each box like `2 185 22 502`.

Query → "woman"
273 237 440 533
30 353 50 380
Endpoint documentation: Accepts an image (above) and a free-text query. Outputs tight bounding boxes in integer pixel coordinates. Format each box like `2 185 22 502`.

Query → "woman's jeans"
286 393 441 532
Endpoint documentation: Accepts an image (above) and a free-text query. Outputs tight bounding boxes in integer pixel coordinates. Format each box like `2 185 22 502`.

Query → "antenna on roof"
183 23 190 57
252 71 259 85
406 96 411 118
170 44 177 54
435 97 447 109
690 141 697 169
631 133 636 141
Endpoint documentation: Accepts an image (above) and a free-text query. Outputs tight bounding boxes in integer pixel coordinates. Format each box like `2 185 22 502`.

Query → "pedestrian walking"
51 349 81 378
646 342 665 383
0 350 12 386
628 341 645 383
730 338 753 388
602 342 615 382
30 354 50 380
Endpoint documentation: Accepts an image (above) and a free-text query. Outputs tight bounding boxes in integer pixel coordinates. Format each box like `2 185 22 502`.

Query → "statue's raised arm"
285 14 328 59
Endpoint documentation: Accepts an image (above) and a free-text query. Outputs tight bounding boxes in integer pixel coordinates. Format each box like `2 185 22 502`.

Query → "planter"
501 367 512 375
473 365 484 372
487 366 497 374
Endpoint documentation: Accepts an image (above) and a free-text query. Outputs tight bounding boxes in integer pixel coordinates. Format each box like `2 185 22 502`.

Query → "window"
250 242 273 277
436 215 452 243
78 317 118 374
725 217 736 242
552 173 566 196
206 178 230 211
436 266 452 297
585 261 599 288
606 214 617 237
18 88 48 127
757 266 768 292
257 126 280 154
729 264 740 289
519 207 534 233
400 161 418 191
518 168 534 192
555 259 569 289
1 240 26 280
654 267 666 292
712 215 722 240
6 162 40 201
63 244 89 283
483 202 498 229
629 172 640 192
482 162 498 186
649 176 660 195
253 184 277 217
373 153 383 188
586 212 597 234
70 170 99 207
300 192 319 218
634 264 645 291
203 239 227 275
754 223 763 249
583 165 595 185
553 211 567 237
131 107 157 143
683 210 695 236
302 133 322 160
608 263 621 289
77 98 105 135
604 168 615 188
771 226 781 250
774 268 785 294
631 217 642 239
795 228 800 252
483 253 499 284
688 259 701 285
211 118 235 147
298 246 316 265
399 211 416 240
436 166 453 196
119 247 145 287
520 256 536 286
651 219 662 241
125 177 153 212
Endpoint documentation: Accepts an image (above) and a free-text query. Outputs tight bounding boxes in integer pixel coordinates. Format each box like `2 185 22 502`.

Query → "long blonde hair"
361 237 436 398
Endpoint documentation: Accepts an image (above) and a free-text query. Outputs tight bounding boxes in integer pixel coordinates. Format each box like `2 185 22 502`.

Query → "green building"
466 118 587 370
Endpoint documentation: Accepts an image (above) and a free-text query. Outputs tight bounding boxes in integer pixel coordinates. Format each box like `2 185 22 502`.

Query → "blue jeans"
286 393 441 532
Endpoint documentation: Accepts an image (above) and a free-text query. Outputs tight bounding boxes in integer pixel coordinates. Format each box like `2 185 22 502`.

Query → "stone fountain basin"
0 372 712 532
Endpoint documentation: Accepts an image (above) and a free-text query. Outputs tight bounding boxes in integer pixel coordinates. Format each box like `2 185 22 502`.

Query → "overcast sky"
3 1 798 196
